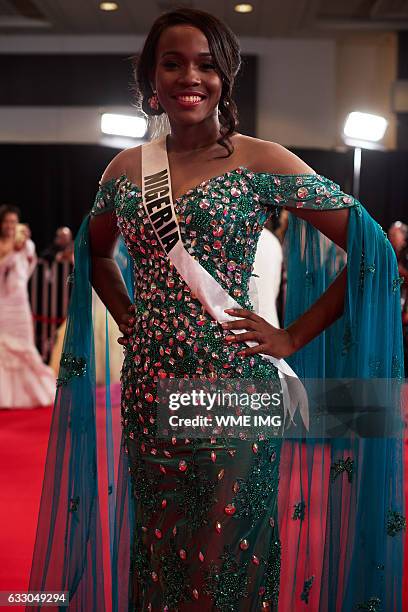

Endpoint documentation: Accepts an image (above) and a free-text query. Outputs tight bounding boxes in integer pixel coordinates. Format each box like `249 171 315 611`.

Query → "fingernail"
237 351 245 357
225 336 234 341
221 322 228 328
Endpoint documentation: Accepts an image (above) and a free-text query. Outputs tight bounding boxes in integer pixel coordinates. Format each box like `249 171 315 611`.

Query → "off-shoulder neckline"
99 167 321 205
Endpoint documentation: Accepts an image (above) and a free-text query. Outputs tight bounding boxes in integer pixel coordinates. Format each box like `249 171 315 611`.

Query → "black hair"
135 8 241 156
0 204 21 235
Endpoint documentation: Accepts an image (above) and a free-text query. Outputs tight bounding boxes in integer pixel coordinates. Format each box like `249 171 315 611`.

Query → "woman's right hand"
118 304 136 346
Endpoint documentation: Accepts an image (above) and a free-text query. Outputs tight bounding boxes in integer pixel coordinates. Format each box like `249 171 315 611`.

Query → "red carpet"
0 399 407 610
0 406 52 610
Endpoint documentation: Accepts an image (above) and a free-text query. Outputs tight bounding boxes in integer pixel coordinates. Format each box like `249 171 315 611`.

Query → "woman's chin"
168 111 216 128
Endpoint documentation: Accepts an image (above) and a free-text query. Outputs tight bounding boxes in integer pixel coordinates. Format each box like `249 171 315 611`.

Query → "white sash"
141 137 308 429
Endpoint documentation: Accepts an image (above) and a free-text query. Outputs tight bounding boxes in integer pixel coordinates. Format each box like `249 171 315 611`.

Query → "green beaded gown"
91 167 356 611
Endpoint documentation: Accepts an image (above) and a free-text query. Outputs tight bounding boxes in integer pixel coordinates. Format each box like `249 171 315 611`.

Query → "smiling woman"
136 9 240 156
28 7 405 612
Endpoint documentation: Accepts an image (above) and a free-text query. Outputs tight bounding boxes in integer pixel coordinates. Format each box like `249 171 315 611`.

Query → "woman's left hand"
223 308 297 359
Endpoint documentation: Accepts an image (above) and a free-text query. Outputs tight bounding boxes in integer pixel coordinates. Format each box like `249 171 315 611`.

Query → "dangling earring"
148 90 159 112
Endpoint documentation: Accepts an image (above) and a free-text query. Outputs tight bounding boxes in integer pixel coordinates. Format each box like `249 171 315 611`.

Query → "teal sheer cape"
28 177 404 611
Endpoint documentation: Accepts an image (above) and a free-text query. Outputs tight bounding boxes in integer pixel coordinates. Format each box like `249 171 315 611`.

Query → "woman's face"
0 212 19 239
153 25 222 127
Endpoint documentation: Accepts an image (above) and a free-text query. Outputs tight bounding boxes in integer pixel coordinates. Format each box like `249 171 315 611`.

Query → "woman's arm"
89 147 141 334
24 237 38 277
224 266 347 358
284 206 349 351
281 267 347 355
89 211 133 328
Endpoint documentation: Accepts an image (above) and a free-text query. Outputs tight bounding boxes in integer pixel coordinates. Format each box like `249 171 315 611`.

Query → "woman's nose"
178 65 201 85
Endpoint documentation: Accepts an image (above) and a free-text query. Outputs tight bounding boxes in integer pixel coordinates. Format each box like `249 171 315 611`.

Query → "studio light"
342 111 388 200
234 4 254 13
101 113 147 138
99 2 118 12
343 111 388 144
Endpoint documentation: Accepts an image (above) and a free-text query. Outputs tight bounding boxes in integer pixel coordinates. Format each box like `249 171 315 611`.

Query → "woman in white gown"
0 205 55 408
252 227 283 328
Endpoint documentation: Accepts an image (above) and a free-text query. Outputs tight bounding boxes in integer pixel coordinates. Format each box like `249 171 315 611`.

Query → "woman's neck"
167 117 221 155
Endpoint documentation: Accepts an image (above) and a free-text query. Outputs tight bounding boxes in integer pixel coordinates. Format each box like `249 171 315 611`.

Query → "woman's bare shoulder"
100 145 142 186
236 134 315 176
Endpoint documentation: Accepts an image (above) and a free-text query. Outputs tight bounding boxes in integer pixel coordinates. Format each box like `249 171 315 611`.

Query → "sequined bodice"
92 169 355 435
117 167 269 309
94 168 354 317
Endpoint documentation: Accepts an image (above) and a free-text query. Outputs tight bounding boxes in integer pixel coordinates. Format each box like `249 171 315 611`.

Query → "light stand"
343 112 388 201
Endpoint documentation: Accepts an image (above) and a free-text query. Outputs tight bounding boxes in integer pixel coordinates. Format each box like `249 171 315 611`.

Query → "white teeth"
177 95 202 103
